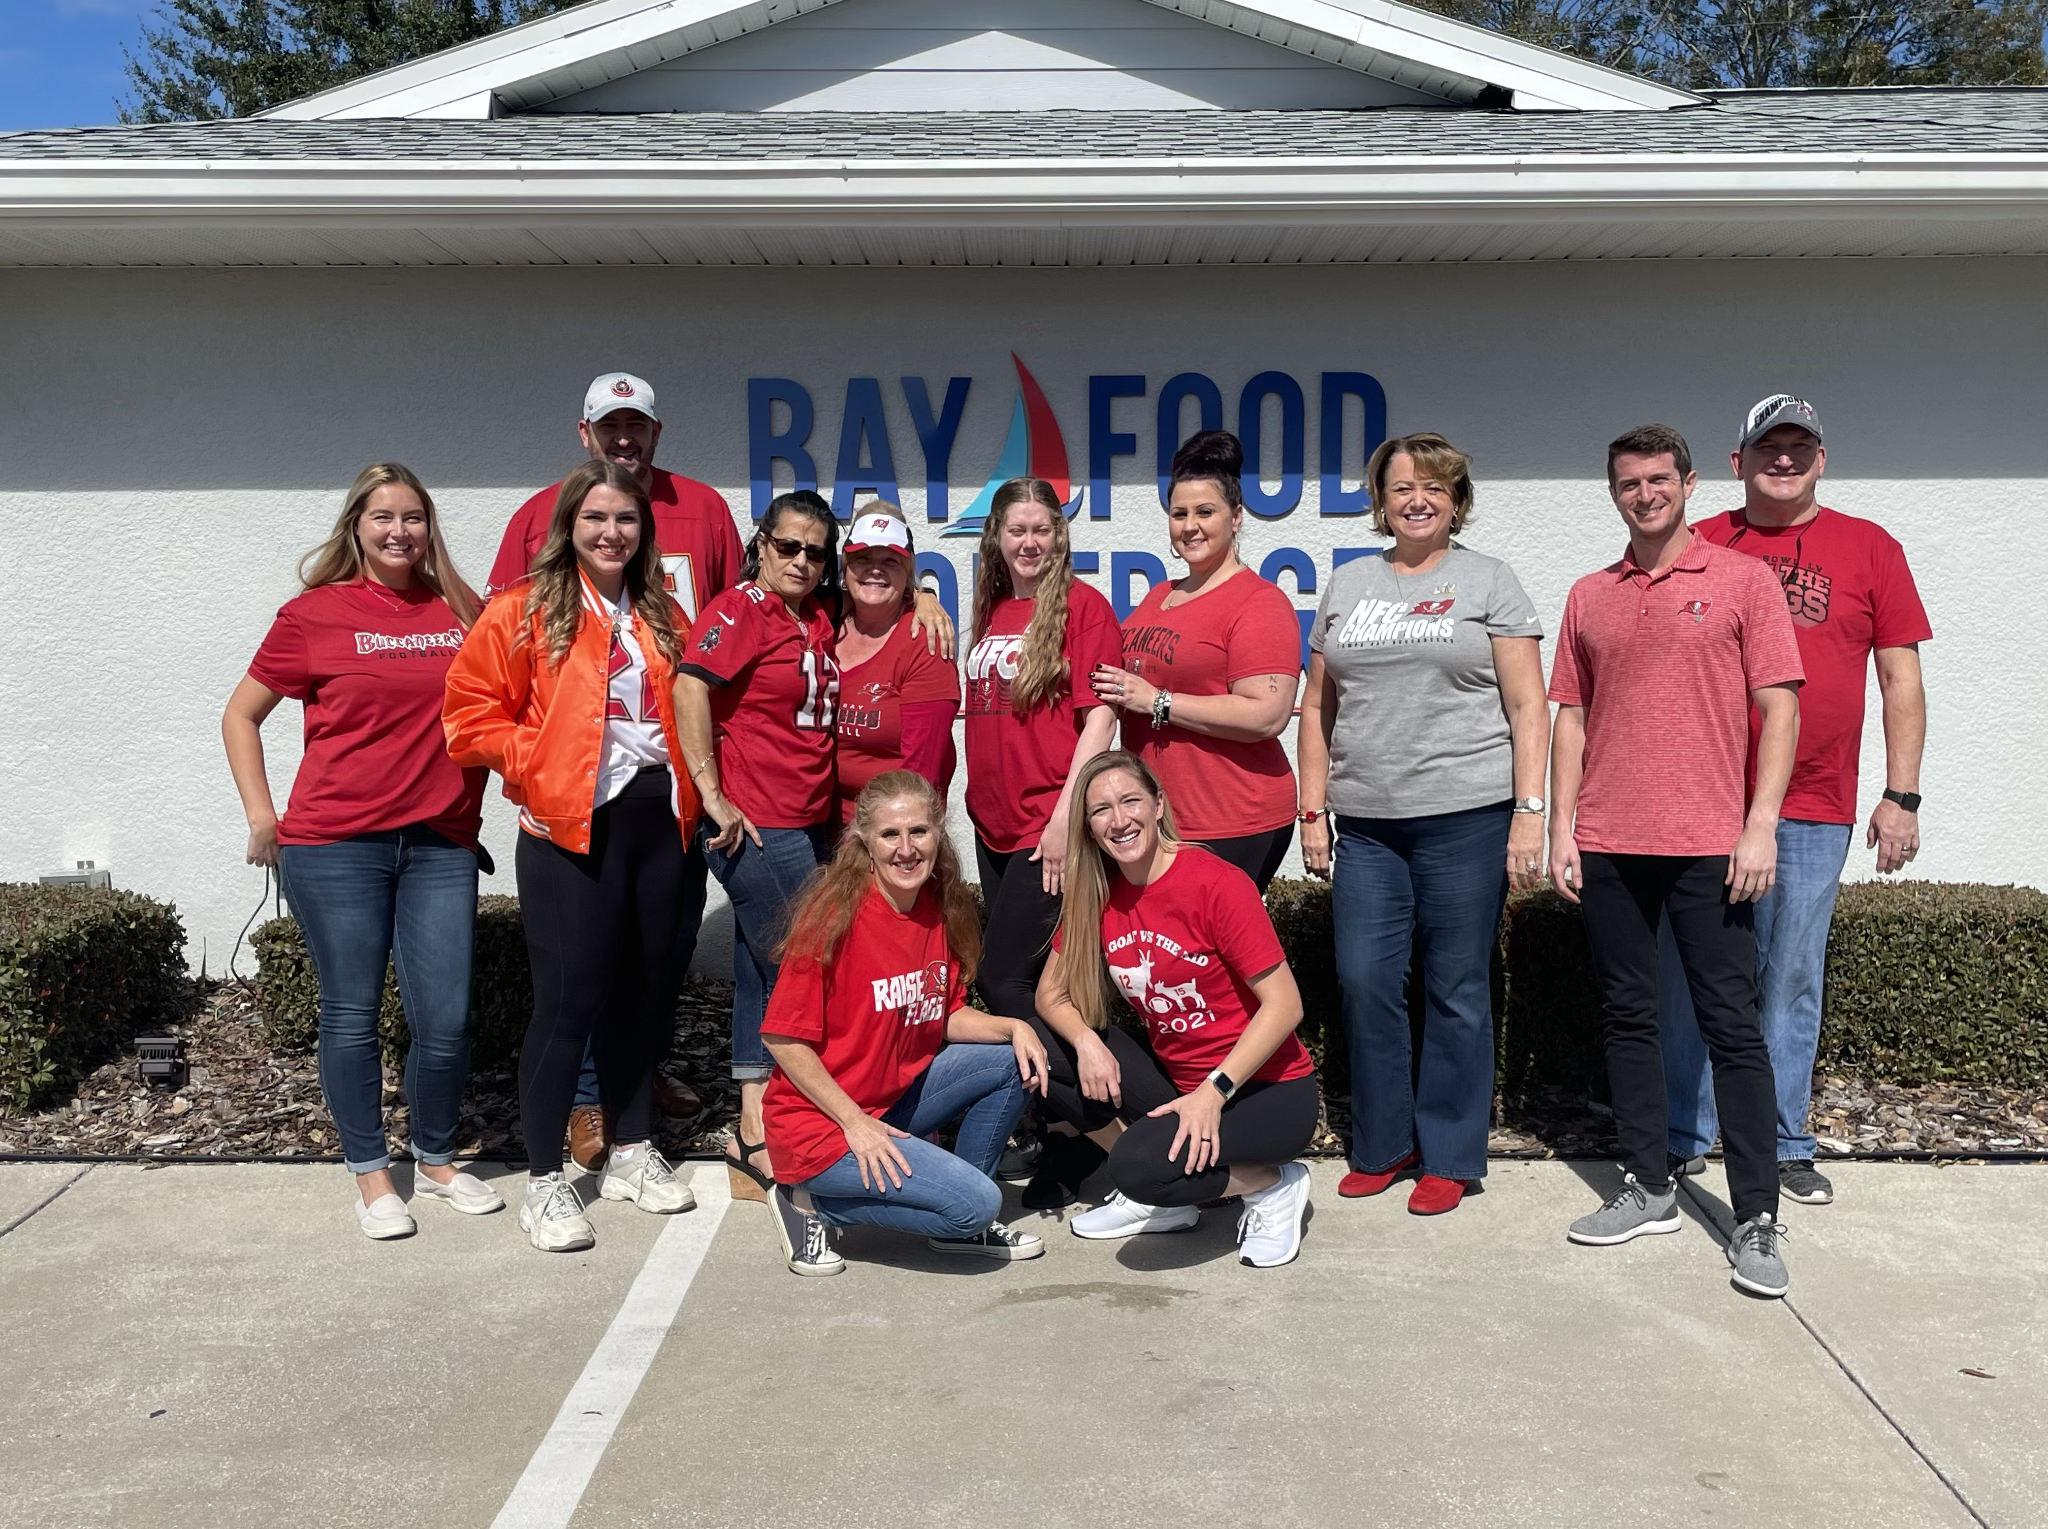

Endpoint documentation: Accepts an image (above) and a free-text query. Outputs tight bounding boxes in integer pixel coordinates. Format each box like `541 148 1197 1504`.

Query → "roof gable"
259 0 1698 121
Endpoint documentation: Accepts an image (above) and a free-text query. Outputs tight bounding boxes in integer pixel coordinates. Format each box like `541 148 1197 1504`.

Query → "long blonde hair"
1054 751 1181 1031
297 463 480 626
971 478 1074 716
778 771 982 970
522 459 685 670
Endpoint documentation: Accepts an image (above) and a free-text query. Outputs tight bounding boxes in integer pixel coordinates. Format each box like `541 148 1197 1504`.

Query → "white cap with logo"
583 372 659 424
844 511 912 559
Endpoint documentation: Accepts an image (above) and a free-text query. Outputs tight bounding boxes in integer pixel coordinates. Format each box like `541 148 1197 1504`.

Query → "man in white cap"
1659 394 1931 1207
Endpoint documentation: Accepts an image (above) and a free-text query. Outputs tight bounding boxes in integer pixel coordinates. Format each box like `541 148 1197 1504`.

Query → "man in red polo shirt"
1548 423 1804 1299
488 372 745 1161
1658 396 1931 1209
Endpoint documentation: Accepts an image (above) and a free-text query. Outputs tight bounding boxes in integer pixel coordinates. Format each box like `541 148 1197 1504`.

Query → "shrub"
0 884 189 1111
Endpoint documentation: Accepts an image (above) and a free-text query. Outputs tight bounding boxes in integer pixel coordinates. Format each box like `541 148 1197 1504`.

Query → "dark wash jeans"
278 827 478 1174
1578 852 1780 1223
1332 802 1510 1183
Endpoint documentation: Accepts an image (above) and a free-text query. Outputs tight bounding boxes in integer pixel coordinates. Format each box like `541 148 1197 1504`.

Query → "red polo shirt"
1548 534 1804 857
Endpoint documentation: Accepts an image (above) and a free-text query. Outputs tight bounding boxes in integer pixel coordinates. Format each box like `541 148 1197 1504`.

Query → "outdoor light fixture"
136 1035 187 1091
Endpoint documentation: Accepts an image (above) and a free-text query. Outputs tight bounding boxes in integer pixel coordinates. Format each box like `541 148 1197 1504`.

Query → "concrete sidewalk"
0 1160 2039 1529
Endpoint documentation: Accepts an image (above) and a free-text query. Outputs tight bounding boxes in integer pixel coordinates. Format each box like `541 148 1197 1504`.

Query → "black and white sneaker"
1779 1159 1835 1205
929 1220 1045 1261
996 1134 1043 1183
770 1184 844 1277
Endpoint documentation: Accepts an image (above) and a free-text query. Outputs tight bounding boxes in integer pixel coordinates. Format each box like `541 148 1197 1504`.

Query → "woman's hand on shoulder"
909 589 956 660
841 1112 915 1192
1087 663 1154 717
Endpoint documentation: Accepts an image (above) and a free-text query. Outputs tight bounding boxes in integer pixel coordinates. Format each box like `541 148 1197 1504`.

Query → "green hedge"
0 884 189 1110
251 880 2047 1092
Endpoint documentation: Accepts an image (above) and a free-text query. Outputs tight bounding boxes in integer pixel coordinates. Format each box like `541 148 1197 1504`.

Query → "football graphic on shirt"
1110 945 1213 1027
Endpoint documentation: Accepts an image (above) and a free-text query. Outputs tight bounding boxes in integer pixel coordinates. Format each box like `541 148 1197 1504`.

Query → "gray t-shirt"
1308 545 1543 820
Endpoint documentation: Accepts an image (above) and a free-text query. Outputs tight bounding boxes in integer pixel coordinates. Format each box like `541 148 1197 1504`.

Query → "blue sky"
1 0 155 130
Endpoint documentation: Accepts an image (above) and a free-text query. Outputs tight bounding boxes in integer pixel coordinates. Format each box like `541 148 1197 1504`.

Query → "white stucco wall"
2 257 2042 971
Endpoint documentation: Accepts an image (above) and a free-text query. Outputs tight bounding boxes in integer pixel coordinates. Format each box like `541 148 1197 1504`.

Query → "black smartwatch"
1882 788 1923 813
1203 1068 1238 1102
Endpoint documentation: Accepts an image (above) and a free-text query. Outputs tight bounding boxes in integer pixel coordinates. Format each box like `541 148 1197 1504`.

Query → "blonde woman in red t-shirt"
760 770 1049 1275
223 463 499 1242
1034 751 1318 1268
1089 430 1302 891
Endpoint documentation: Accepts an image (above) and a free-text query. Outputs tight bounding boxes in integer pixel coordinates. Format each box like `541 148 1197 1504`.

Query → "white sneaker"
1237 1161 1311 1268
413 1168 506 1215
1069 1191 1200 1240
599 1143 696 1214
520 1173 596 1252
355 1191 416 1242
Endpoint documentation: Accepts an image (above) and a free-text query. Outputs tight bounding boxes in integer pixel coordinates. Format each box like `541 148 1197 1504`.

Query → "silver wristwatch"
1512 796 1546 814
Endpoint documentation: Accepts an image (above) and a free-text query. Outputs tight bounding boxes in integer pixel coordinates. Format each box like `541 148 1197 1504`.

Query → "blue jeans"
799 1041 1027 1239
1659 819 1853 1161
1332 802 1510 1183
278 828 478 1173
701 822 833 1081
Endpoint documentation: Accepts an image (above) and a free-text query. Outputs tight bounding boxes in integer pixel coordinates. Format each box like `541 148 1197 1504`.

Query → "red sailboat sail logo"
944 354 1081 537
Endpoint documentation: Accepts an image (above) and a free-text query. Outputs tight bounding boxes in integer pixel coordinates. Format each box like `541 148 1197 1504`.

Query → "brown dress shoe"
567 1105 609 1172
653 1073 703 1120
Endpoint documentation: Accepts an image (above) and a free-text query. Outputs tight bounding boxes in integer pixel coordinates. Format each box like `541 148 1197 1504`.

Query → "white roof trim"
259 0 1699 122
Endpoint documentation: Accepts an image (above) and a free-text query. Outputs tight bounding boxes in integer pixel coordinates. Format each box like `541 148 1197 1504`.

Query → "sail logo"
943 354 1079 537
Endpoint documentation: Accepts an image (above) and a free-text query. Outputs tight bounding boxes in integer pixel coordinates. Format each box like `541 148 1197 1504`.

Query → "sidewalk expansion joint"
0 1163 93 1240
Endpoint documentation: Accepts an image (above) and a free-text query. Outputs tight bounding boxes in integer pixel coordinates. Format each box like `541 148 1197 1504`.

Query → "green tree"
123 0 580 122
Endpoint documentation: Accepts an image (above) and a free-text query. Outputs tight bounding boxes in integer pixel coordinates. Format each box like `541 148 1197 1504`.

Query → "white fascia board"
1146 0 1699 111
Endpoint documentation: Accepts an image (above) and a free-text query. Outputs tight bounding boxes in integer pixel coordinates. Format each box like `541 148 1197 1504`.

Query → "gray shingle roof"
6 89 2048 161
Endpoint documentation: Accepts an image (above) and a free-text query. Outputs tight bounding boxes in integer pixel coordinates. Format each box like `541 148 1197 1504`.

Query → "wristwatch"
1882 788 1923 813
1298 808 1326 824
1512 796 1546 814
1203 1068 1238 1103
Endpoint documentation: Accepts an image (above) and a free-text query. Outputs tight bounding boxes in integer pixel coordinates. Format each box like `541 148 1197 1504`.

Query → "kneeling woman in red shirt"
761 770 1051 1276
1035 751 1318 1268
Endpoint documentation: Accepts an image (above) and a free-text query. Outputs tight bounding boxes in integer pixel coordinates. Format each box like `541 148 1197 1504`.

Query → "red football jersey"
683 584 840 829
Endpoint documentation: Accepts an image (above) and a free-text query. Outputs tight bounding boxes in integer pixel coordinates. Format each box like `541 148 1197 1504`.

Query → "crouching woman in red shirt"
1035 751 1318 1268
760 770 1051 1276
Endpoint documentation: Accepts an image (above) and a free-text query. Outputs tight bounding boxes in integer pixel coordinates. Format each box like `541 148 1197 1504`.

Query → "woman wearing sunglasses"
674 489 844 1201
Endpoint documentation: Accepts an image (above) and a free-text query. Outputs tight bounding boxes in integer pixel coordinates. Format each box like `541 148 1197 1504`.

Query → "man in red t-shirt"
488 372 745 1157
1548 423 1803 1298
1658 395 1931 1208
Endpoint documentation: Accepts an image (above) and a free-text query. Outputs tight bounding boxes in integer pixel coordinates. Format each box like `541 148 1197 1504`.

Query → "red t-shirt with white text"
1058 846 1312 1095
1693 508 1931 824
963 581 1123 853
1119 570 1301 838
834 612 961 823
485 466 743 623
761 883 969 1185
248 581 486 848
682 584 840 828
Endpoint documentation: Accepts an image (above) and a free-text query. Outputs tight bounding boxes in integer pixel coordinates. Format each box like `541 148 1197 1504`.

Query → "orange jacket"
443 584 701 854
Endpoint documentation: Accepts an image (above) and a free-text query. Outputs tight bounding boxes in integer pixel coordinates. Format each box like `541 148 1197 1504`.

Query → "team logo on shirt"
354 628 463 656
964 633 1026 710
837 680 892 737
871 960 950 1027
1681 599 1712 624
1106 931 1216 1035
1408 599 1454 616
1332 598 1456 648
696 625 722 652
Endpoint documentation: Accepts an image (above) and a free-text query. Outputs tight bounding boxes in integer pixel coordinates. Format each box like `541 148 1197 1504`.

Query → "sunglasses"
764 534 829 566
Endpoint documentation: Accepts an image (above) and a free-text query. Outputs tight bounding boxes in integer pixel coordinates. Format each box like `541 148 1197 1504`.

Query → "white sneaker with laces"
521 1173 596 1252
600 1143 696 1214
1237 1161 1311 1268
355 1191 416 1241
1069 1191 1200 1240
413 1169 505 1215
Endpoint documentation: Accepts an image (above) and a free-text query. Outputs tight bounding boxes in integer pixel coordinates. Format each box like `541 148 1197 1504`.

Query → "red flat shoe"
1408 1174 1468 1216
1338 1150 1419 1198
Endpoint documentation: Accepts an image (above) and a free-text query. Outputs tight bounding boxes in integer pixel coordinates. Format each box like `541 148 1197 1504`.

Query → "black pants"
1192 823 1295 894
1033 1021 1318 1207
1578 852 1779 1221
975 836 1062 1028
515 768 693 1176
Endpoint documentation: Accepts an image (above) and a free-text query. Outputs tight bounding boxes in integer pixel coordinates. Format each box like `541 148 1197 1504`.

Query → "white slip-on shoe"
356 1191 416 1242
1069 1191 1200 1240
599 1143 697 1214
520 1173 596 1253
413 1169 506 1215
1237 1162 1311 1268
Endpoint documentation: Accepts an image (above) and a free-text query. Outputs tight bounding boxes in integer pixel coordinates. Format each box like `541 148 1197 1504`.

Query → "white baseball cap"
583 372 658 424
844 511 912 559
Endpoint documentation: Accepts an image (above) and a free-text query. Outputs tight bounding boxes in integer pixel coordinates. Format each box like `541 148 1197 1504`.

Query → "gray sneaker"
1728 1212 1791 1297
1568 1172 1681 1246
1779 1160 1834 1205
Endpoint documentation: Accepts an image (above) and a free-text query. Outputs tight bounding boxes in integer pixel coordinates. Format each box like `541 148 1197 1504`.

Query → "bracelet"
1150 689 1173 730
686 753 717 780
1298 808 1325 824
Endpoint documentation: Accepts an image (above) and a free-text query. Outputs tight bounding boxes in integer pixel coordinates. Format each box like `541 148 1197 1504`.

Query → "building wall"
2 257 2042 971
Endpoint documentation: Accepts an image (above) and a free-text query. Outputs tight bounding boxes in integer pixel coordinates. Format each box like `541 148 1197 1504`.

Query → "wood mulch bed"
3 980 2044 1162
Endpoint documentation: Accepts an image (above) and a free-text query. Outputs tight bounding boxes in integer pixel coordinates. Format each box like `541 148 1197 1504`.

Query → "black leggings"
1192 823 1294 894
1033 1021 1319 1207
515 768 693 1176
975 836 1061 1028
